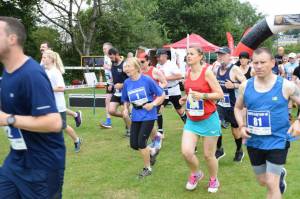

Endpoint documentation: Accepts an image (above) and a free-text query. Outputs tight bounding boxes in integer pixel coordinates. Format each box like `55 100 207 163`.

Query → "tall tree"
37 0 103 56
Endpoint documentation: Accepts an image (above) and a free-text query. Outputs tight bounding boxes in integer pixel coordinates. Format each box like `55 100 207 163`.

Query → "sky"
240 0 300 16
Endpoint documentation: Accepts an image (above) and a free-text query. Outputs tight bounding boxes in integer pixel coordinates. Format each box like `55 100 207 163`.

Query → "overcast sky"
240 0 300 16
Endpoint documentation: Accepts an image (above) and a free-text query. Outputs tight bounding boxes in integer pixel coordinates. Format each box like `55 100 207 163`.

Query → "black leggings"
130 120 155 150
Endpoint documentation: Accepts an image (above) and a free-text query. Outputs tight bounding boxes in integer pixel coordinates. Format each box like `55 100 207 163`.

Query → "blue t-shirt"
0 57 65 170
122 75 163 121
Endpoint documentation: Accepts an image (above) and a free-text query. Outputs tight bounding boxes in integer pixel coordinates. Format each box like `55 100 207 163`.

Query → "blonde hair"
126 57 141 73
44 50 65 74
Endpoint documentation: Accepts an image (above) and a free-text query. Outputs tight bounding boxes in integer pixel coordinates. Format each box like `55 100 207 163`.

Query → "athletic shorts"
60 112 67 130
0 166 64 199
217 105 238 128
110 95 123 105
184 111 221 137
163 95 182 110
247 142 289 175
130 120 155 150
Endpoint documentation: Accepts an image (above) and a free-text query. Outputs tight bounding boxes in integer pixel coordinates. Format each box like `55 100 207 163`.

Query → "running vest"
184 65 216 121
241 66 251 79
217 64 236 108
143 66 159 84
244 76 290 150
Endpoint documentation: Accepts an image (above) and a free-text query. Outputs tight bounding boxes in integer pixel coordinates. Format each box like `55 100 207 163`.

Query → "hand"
0 112 9 126
143 103 154 111
288 120 300 137
114 83 122 90
107 85 113 92
240 126 251 139
179 96 187 105
225 80 235 89
189 88 202 101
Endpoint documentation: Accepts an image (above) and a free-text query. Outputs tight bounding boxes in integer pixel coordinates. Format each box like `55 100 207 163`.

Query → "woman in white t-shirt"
42 50 82 152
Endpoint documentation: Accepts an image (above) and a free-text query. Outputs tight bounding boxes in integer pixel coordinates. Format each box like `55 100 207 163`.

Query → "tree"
37 0 103 56
154 0 262 46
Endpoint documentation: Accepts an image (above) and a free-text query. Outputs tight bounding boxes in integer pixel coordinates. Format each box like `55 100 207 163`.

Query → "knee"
108 107 115 116
203 152 215 162
182 148 194 161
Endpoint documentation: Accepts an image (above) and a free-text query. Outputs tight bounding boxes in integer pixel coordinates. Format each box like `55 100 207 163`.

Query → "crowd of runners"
0 17 300 199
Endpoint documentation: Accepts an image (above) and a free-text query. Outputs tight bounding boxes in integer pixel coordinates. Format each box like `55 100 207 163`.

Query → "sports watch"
7 115 16 126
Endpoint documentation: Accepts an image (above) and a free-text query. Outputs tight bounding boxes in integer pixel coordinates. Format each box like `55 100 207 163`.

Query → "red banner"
226 32 234 55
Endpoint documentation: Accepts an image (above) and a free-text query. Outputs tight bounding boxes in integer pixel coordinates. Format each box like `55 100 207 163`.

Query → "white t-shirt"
104 55 112 85
157 60 182 96
46 67 67 112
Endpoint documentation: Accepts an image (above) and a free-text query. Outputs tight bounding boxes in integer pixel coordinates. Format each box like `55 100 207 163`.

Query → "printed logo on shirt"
9 93 14 98
272 96 278 101
117 68 122 73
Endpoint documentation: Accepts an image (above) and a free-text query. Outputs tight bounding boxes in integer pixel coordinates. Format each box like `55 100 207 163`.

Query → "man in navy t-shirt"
0 17 65 199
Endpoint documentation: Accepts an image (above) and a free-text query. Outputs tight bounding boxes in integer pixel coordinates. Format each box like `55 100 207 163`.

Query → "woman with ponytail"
42 50 82 153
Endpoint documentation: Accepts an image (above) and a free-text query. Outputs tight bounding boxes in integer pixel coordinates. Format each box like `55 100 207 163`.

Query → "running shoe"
208 177 220 193
138 168 152 178
74 111 82 127
215 148 226 160
233 150 244 162
185 171 204 191
279 168 287 194
100 121 112 129
221 120 229 129
74 138 82 153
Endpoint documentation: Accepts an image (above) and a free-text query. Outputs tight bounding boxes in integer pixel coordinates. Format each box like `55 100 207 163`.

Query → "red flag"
226 32 234 55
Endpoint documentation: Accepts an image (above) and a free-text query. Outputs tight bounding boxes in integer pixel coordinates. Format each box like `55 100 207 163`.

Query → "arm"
234 81 251 138
143 94 165 111
53 87 65 92
114 83 123 90
154 68 168 88
166 73 183 81
233 66 247 87
0 112 62 133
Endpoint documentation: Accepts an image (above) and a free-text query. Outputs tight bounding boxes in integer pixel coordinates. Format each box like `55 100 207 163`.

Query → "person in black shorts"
108 48 131 136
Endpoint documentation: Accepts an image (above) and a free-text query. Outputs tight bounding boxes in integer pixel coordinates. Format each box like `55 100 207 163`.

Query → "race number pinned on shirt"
247 110 271 135
186 94 204 116
4 126 27 150
128 87 148 106
218 93 231 108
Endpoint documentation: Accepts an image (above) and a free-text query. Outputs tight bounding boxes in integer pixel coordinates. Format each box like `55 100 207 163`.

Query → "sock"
217 136 222 149
75 137 80 143
74 112 78 117
157 115 163 134
106 118 111 123
235 138 242 152
210 176 216 181
147 166 152 171
180 112 187 123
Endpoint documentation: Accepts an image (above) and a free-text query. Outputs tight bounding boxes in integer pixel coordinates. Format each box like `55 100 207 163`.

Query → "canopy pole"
187 34 190 49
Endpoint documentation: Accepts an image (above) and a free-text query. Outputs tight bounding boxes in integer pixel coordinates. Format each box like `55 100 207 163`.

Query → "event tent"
163 33 220 52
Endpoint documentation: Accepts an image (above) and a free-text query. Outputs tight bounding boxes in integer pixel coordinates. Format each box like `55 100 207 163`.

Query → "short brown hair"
253 47 274 59
0 16 26 46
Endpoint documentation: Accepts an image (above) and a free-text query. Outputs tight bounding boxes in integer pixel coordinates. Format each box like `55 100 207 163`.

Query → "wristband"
202 93 208 100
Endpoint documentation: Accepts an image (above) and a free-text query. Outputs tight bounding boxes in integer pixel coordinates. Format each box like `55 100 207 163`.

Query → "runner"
108 48 131 137
42 50 82 152
138 52 167 159
238 52 253 80
234 47 300 198
99 42 114 128
0 17 65 198
40 41 82 127
180 46 223 192
122 57 165 178
215 47 246 162
156 49 186 132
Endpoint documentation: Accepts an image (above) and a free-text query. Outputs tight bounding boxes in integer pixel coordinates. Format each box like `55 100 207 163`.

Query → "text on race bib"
128 87 149 106
247 110 272 135
4 126 27 150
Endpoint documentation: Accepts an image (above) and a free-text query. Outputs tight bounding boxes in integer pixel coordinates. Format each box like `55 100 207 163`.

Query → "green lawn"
0 89 300 199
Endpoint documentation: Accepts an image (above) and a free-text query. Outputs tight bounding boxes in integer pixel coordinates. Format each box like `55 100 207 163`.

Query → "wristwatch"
202 93 208 100
7 115 16 126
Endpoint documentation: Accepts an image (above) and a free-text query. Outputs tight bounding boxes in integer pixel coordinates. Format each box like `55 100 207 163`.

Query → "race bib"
287 74 292 81
218 93 231 108
4 126 27 150
247 110 271 135
128 87 148 106
186 94 204 116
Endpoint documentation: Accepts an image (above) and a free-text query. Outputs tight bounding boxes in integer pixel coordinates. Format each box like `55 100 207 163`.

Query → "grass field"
0 88 300 199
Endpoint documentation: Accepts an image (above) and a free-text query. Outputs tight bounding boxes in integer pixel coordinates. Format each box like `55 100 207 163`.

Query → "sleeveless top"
143 66 159 84
216 64 236 108
241 66 251 79
184 65 216 121
244 76 290 150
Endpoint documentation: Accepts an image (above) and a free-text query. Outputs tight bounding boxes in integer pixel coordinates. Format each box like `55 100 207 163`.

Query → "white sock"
147 166 152 171
75 137 80 143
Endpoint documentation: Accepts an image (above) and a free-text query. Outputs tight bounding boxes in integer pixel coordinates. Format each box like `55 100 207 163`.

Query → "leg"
264 168 281 199
203 136 219 179
157 105 164 135
181 131 199 174
0 168 19 199
129 122 140 150
65 125 79 142
105 94 112 120
170 95 186 122
108 102 123 117
66 109 76 117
